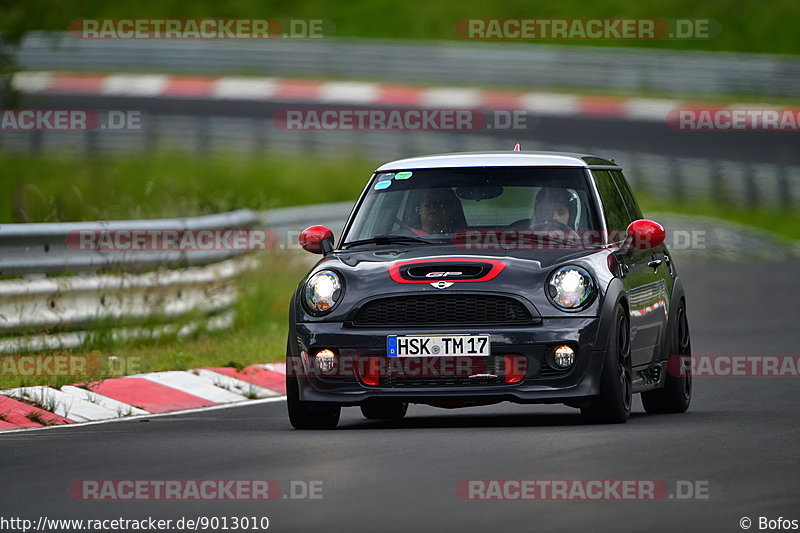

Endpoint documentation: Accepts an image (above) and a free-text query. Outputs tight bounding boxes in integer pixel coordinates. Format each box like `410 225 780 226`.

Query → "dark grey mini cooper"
287 151 692 429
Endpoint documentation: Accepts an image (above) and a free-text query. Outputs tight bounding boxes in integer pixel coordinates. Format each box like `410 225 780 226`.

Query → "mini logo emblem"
425 271 463 278
431 281 454 289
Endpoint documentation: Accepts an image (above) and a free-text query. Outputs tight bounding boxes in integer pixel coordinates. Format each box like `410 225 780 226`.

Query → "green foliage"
0 0 798 54
0 152 374 223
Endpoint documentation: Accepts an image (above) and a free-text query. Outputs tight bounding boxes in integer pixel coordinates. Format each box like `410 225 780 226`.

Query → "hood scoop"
404 263 486 281
390 258 506 284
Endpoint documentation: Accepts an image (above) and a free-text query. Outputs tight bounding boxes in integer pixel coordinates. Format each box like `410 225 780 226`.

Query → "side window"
611 171 643 221
592 170 633 238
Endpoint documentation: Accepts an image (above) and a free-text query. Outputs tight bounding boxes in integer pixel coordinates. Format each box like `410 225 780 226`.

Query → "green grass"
0 152 374 223
638 196 800 241
3 152 799 241
1 0 799 55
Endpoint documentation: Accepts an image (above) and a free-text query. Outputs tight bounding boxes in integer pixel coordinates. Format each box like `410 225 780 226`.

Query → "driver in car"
404 188 465 236
530 187 583 247
533 187 578 230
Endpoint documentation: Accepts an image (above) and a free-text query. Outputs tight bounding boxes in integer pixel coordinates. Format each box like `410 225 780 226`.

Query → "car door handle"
647 259 663 270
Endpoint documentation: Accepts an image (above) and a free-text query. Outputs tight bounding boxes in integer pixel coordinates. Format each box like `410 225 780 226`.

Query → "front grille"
352 294 532 326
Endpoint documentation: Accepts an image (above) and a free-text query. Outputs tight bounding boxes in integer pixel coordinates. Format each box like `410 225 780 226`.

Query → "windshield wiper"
343 234 438 248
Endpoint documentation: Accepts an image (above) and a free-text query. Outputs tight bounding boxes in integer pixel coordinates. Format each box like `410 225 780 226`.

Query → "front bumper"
289 317 605 405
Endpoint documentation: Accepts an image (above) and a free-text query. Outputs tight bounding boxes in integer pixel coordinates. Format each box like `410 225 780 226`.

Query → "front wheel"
286 372 340 430
642 301 692 414
582 304 632 424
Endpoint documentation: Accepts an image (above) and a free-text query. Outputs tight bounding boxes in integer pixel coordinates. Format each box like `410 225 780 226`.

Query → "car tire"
581 304 632 424
360 400 409 420
642 300 692 414
286 350 340 430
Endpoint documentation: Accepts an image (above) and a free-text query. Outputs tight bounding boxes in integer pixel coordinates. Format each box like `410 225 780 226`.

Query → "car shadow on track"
340 412 595 430
334 410 713 430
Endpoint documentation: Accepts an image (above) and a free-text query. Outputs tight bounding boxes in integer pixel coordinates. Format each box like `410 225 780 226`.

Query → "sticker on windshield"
395 171 413 180
374 180 392 190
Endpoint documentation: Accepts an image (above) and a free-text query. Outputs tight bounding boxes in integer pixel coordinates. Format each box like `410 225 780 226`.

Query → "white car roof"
376 151 618 171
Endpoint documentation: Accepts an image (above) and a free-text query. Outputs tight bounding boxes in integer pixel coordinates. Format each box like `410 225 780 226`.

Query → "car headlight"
547 266 594 310
304 270 343 313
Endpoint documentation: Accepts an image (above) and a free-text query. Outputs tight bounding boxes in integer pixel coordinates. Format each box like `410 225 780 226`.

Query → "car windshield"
343 167 601 246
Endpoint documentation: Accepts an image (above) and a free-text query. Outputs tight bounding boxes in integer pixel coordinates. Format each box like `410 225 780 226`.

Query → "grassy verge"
637 196 800 241
3 152 799 240
2 0 799 55
0 152 374 223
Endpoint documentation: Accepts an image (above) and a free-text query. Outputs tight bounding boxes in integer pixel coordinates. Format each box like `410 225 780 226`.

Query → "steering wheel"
534 220 581 242
507 218 533 229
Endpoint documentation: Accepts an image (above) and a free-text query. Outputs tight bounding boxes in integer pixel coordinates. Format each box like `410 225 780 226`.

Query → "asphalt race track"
2 259 798 532
19 93 800 166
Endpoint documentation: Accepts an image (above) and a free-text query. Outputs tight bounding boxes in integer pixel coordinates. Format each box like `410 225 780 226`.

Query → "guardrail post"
196 115 210 154
29 129 43 155
745 163 759 208
777 165 791 208
145 114 159 153
671 158 684 203
252 118 266 156
82 127 97 158
710 160 725 205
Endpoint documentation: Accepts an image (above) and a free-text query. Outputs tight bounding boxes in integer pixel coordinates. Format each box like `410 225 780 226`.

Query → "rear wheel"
286 350 340 430
642 301 692 414
582 304 632 424
360 400 408 420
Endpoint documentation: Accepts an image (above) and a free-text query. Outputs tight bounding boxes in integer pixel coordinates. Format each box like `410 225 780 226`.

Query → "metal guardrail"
0 203 353 353
0 210 262 352
0 209 260 276
11 32 800 98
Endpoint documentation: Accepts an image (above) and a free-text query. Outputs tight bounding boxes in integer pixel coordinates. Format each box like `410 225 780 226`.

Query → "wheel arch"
657 276 687 362
593 277 629 355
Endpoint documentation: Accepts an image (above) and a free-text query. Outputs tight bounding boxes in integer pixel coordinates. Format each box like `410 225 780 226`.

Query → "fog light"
315 349 336 372
553 345 575 368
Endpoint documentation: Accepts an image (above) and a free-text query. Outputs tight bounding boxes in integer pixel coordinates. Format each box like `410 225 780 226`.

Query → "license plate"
387 335 490 357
